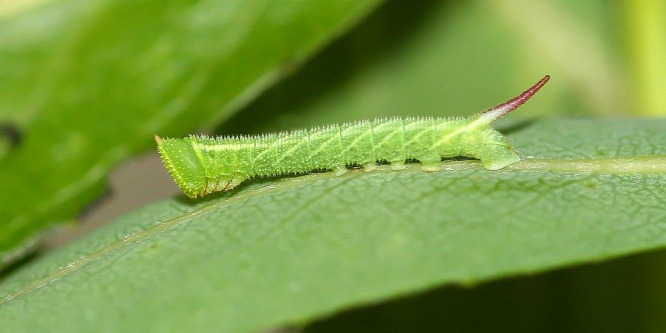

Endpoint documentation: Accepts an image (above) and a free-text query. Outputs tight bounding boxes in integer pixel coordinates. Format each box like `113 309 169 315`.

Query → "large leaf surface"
1 119 664 332
0 0 383 259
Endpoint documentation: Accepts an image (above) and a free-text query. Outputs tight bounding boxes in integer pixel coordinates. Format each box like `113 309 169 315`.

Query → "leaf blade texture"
1 119 664 333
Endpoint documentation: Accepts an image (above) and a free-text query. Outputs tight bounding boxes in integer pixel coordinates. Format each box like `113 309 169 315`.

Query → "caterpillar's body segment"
157 75 549 198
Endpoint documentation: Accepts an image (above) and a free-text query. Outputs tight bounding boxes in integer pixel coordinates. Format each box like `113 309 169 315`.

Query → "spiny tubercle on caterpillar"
157 75 550 198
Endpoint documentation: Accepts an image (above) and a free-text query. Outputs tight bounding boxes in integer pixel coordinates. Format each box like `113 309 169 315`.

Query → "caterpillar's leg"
364 162 377 172
333 166 349 176
224 178 246 191
418 153 441 172
477 145 520 170
419 159 441 172
219 179 232 192
213 176 228 192
205 179 217 195
390 160 408 170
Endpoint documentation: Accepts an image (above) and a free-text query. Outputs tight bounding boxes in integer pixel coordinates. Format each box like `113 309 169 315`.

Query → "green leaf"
2 119 664 333
0 0 383 259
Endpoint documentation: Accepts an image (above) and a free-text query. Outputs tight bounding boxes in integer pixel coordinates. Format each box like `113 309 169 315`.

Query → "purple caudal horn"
477 75 550 124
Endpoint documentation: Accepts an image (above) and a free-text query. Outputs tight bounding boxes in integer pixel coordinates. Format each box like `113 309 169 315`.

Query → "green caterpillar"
157 75 550 198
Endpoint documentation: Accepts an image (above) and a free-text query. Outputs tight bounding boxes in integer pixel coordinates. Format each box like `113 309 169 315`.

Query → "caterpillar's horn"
476 75 550 125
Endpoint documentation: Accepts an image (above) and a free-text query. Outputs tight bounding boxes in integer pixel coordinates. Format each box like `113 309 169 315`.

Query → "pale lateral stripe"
371 119 406 152
254 134 277 161
189 139 208 166
308 126 341 159
205 118 457 171
402 120 435 148
338 121 373 158
309 120 395 160
272 131 309 169
433 121 475 147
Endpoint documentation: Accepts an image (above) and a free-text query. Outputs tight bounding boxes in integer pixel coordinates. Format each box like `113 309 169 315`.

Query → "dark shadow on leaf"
305 249 666 333
0 251 39 281
496 118 538 135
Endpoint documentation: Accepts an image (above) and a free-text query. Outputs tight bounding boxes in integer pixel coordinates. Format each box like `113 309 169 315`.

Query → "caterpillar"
157 75 550 198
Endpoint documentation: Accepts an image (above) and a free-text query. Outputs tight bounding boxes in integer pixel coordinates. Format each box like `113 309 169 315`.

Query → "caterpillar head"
155 135 207 198
156 136 248 198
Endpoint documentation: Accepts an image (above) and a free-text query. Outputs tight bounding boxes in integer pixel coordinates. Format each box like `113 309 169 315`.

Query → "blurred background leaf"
0 0 383 261
219 0 662 137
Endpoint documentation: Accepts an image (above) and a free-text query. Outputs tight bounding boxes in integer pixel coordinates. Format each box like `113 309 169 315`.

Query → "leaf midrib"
2 155 665 304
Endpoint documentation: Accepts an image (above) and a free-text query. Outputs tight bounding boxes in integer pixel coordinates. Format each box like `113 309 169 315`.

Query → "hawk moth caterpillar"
157 75 550 198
